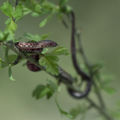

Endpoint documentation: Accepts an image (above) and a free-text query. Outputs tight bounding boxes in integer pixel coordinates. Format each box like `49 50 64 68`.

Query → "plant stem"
76 31 106 109
86 97 113 120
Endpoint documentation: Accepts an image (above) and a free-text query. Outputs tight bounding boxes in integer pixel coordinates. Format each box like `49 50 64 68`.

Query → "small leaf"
39 17 48 27
0 31 4 41
51 47 69 55
32 85 50 99
41 48 48 54
69 104 87 119
24 33 48 41
46 80 58 99
7 55 17 64
39 53 59 75
0 1 13 17
24 33 41 41
22 7 31 16
32 81 57 100
40 34 49 40
7 19 17 33
13 4 23 21
102 87 116 95
31 12 40 17
8 64 15 81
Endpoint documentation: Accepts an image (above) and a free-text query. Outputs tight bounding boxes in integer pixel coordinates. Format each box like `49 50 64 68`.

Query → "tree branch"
76 31 106 109
86 97 112 120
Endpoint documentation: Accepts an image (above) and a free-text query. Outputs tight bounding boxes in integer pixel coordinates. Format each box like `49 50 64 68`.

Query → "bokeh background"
0 0 120 120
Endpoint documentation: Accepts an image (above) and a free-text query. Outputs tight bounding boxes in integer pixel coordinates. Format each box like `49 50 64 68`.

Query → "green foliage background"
0 0 120 120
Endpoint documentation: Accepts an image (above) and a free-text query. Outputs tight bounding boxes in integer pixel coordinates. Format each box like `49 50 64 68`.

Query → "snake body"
15 40 57 53
15 40 57 72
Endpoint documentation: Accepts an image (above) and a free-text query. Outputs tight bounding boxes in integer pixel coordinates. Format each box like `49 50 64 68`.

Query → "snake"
15 40 57 72
15 40 57 53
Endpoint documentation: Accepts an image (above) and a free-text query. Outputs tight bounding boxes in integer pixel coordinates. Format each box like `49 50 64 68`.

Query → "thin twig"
68 11 92 98
70 12 90 80
15 0 19 7
86 97 113 120
76 31 106 109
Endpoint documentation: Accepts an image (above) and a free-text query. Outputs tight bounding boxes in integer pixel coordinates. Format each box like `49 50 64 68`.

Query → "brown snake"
15 40 57 72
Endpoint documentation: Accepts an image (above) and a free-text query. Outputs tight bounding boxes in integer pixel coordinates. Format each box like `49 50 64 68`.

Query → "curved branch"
76 31 106 109
67 11 92 99
70 11 90 80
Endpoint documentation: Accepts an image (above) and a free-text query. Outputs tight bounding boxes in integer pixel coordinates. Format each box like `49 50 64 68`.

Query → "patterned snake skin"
15 40 57 72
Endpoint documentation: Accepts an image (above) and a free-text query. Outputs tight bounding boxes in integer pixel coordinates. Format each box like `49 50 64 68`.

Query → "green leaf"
39 17 48 27
32 81 57 99
39 46 68 75
0 31 4 41
22 7 31 16
39 53 59 75
46 80 58 99
0 58 8 69
8 64 15 81
32 85 50 99
31 12 40 17
47 80 58 91
34 4 42 12
7 55 17 64
41 48 49 54
40 34 49 40
69 104 87 119
24 33 48 41
102 87 116 95
65 5 72 13
24 33 41 41
0 54 17 70
51 47 69 55
13 4 23 21
55 98 74 119
0 1 13 17
0 31 9 42
6 19 17 33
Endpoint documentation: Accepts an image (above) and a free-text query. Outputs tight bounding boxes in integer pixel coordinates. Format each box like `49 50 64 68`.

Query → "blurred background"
0 0 120 120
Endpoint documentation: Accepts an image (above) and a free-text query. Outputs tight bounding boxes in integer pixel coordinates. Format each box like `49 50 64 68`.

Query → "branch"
76 31 106 109
70 12 90 80
15 0 19 7
68 11 92 98
86 97 112 120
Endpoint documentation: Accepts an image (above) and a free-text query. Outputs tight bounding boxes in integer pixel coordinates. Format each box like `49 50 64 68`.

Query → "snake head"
40 40 58 47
